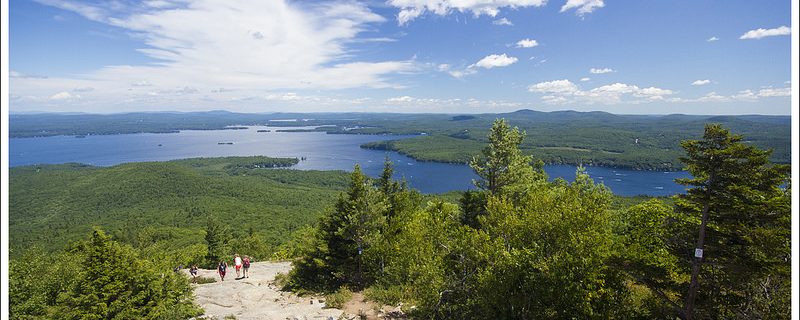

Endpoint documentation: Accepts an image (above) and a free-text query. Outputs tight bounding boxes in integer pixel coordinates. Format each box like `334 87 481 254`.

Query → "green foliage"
358 111 789 171
9 157 348 260
457 190 487 228
469 119 545 194
288 120 789 319
194 276 217 284
10 118 790 319
462 168 630 319
10 229 202 319
674 124 791 318
610 199 686 317
205 215 232 267
362 135 482 164
9 247 81 319
324 287 354 309
292 165 388 290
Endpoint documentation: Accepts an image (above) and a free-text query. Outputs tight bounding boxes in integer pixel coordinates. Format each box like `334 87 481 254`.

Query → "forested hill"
8 156 349 258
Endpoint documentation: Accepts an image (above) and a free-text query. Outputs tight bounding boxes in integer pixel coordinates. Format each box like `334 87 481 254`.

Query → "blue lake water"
9 126 690 196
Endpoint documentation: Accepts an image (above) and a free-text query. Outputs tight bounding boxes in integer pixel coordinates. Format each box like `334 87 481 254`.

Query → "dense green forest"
11 110 790 170
358 110 790 170
8 156 348 260
286 120 790 319
8 121 790 319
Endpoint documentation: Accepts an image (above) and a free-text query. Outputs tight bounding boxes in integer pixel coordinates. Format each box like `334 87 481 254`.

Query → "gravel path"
189 261 343 320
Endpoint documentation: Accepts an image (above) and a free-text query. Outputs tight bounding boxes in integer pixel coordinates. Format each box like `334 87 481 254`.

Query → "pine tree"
204 215 230 267
469 118 542 194
463 118 545 227
677 124 790 319
314 165 387 288
56 229 201 319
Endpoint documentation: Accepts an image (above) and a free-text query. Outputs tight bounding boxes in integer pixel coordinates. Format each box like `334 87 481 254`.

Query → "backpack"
219 263 226 272
243 258 250 268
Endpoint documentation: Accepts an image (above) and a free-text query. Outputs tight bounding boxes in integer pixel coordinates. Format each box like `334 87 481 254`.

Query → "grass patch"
194 276 217 284
324 287 353 309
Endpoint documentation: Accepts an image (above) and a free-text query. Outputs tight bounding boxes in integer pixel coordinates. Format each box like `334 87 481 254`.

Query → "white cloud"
14 0 415 111
515 38 539 48
50 91 79 100
493 18 514 26
731 90 758 101
35 0 109 22
528 79 580 94
265 92 307 101
740 26 790 40
10 70 47 79
472 54 518 69
589 67 614 74
529 80 674 104
757 87 791 97
437 64 451 72
448 69 477 79
637 86 674 97
707 36 719 42
671 86 791 103
579 77 590 82
388 0 547 25
382 96 524 111
387 96 416 103
560 0 604 16
691 79 711 86
679 92 729 103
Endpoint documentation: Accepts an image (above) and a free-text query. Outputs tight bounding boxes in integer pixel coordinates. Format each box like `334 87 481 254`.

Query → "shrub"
325 287 353 309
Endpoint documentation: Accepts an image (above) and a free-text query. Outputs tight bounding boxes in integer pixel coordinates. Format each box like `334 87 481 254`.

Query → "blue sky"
7 0 793 114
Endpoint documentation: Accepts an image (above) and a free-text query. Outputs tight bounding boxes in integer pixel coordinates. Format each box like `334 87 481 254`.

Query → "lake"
9 126 689 196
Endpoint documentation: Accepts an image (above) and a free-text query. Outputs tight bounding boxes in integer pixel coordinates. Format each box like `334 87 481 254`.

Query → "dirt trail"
188 261 343 320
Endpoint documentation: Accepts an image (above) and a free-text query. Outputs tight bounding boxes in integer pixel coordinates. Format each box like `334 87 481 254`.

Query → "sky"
7 0 794 115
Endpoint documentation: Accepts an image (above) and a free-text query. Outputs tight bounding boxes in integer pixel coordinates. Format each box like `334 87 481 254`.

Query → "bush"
194 276 217 284
273 272 290 289
10 229 203 319
324 287 353 309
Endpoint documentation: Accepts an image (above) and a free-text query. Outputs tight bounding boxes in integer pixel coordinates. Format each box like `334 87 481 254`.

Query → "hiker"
234 254 243 279
218 260 227 281
242 255 251 278
189 265 199 283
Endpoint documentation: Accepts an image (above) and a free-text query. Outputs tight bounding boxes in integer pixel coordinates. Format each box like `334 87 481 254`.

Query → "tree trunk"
684 200 711 320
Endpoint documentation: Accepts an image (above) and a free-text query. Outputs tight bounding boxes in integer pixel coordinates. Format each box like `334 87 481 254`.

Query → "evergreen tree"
469 118 543 194
204 215 230 267
292 165 387 290
676 124 790 319
463 118 545 228
55 229 201 319
377 156 397 195
467 167 627 319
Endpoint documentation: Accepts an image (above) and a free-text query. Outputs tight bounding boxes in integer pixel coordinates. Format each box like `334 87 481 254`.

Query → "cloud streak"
740 26 790 39
589 67 615 74
388 0 551 25
560 0 605 16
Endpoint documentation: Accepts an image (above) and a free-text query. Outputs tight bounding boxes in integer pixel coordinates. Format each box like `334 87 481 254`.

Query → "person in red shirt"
234 254 243 279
